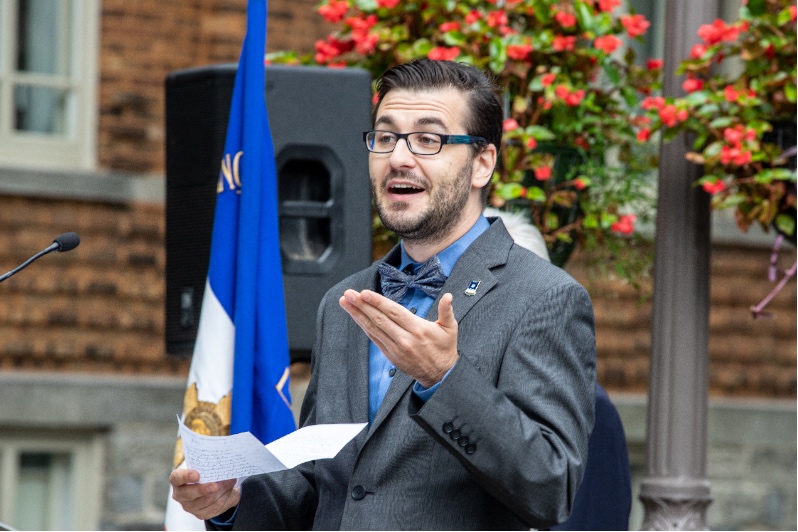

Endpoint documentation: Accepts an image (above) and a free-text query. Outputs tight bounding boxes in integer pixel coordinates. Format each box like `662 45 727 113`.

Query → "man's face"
369 88 482 244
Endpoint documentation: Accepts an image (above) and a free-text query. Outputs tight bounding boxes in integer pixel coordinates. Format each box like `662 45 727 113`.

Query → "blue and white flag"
166 1 295 528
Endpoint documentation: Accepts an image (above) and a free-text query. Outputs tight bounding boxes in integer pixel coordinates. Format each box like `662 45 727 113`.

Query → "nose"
388 136 417 169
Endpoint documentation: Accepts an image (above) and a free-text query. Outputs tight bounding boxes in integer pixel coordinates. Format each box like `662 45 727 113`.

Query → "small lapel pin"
464 280 481 297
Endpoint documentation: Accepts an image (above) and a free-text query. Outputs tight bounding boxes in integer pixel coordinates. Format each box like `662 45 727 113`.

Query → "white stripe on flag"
188 279 234 402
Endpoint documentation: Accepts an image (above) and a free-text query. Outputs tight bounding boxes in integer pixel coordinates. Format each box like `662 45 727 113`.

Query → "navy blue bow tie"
378 256 447 303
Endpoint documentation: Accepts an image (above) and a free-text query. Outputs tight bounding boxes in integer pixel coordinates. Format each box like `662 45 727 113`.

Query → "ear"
471 144 497 190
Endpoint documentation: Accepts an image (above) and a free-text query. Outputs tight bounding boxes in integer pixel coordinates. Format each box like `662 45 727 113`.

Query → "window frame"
0 430 104 531
0 0 99 170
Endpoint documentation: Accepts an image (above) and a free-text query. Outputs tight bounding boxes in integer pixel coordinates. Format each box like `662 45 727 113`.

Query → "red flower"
594 35 621 54
345 14 377 32
597 0 621 12
702 180 726 194
318 0 349 23
565 89 585 106
507 44 533 60
620 14 650 37
552 35 577 51
574 136 589 150
724 85 740 102
636 128 651 142
353 32 379 54
541 73 556 86
428 46 460 60
534 166 552 180
641 96 665 110
574 177 589 190
611 214 636 235
314 37 353 64
682 77 704 93
486 10 508 28
554 11 577 28
526 137 538 150
791 5 797 22
720 145 752 166
465 10 481 24
439 22 460 32
376 0 400 7
690 44 708 59
697 19 739 45
503 118 520 131
555 84 570 100
647 58 663 70
723 125 747 145
658 104 682 127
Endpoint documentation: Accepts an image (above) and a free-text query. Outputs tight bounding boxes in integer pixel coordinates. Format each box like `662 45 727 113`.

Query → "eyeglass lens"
365 131 443 155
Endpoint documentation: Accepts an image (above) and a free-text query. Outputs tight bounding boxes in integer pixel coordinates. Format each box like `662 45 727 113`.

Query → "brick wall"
567 243 797 398
0 193 794 399
98 0 332 174
0 195 187 376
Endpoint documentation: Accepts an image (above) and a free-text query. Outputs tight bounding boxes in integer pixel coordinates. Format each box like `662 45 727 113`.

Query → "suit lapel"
363 219 515 440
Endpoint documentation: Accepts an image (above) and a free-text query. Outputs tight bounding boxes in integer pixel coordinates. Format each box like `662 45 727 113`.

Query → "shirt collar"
399 215 490 276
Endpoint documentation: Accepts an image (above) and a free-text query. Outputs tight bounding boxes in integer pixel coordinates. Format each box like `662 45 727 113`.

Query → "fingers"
170 469 240 521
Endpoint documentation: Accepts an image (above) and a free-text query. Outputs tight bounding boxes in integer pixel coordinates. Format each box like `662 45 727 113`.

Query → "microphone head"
53 232 80 252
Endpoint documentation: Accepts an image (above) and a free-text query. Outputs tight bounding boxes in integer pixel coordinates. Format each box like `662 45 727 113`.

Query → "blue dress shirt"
368 215 489 423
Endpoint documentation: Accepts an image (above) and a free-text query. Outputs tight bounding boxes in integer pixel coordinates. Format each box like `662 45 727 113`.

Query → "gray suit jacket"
226 218 596 530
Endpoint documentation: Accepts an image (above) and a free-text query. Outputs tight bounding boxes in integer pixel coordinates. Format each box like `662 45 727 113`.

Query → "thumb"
437 293 456 329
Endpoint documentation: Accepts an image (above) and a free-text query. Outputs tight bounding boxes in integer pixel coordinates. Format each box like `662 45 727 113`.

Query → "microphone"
0 232 81 283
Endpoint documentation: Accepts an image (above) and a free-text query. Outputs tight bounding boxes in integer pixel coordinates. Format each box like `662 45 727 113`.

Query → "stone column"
639 0 720 529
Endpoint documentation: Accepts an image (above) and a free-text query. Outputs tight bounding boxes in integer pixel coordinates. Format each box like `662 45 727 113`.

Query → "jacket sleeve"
409 280 596 528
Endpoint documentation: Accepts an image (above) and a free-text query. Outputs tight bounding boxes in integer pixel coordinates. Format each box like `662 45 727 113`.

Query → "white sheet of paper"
178 417 366 483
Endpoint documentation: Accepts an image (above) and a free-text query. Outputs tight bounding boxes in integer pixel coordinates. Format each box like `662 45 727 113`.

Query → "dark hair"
373 59 503 155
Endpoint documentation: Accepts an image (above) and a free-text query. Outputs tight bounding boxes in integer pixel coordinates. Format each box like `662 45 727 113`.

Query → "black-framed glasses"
363 130 487 155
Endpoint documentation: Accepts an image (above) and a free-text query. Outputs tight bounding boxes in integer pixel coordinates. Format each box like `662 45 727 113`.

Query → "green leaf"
709 117 736 129
527 186 546 202
525 125 556 141
714 193 746 209
443 31 467 47
355 0 378 10
775 213 796 237
575 2 596 32
684 91 710 106
747 0 767 16
785 82 797 103
778 6 794 26
411 39 432 57
488 38 507 74
603 62 621 85
546 212 560 230
583 214 599 229
496 183 524 200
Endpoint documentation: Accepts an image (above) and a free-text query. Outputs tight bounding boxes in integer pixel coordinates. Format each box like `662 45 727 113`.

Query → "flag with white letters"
165 1 295 528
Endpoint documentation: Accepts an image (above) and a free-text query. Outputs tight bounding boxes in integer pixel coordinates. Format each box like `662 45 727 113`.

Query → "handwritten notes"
178 417 366 483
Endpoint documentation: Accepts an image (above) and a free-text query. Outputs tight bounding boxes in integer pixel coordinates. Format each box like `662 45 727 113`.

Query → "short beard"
373 159 473 245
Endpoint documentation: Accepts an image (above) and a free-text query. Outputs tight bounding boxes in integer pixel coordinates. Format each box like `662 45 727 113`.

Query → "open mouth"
388 183 425 195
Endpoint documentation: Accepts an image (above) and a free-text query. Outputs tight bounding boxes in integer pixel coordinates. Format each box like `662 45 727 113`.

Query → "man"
171 59 596 530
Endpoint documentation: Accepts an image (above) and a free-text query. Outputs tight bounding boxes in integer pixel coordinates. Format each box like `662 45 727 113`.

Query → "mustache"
380 170 429 190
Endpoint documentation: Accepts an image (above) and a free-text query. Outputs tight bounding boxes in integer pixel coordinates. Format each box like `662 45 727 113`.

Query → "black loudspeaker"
165 64 373 360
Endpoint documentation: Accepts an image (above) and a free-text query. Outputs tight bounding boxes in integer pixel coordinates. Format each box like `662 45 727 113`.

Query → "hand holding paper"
178 417 366 483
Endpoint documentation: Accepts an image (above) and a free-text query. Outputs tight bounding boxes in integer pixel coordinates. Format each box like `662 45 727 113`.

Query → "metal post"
639 0 720 529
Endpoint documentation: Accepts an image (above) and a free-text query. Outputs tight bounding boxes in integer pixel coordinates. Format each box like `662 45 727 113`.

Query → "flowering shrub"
639 0 797 240
269 0 662 275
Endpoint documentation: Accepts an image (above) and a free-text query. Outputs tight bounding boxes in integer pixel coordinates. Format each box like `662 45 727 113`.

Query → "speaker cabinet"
165 64 373 360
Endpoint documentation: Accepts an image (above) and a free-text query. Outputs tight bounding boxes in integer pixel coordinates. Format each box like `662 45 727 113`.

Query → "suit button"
458 436 469 447
351 486 366 500
465 444 477 454
450 429 461 440
442 422 454 434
